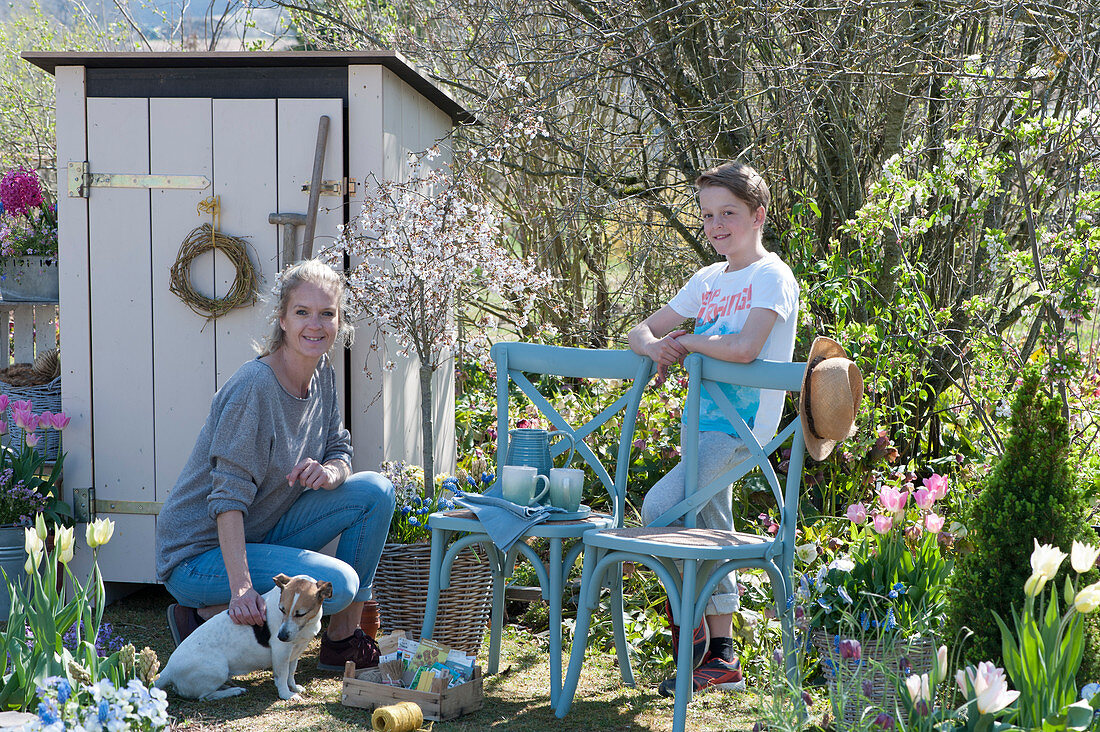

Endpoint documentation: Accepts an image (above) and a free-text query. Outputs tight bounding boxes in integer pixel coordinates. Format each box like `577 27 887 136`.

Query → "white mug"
549 468 585 512
501 465 550 506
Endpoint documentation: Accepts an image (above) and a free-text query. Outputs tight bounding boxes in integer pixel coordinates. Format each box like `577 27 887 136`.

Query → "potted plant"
371 460 495 654
0 167 58 302
804 470 960 725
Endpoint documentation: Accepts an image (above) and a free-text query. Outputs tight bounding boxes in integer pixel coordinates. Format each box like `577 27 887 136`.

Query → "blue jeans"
164 471 395 615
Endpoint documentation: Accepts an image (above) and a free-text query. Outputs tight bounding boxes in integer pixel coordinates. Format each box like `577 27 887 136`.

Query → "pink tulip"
846 502 868 524
51 412 70 430
11 400 31 413
925 513 945 533
0 420 6 435
878 486 909 513
924 473 948 500
873 514 894 534
913 488 935 509
11 409 33 431
25 432 39 448
0 395 9 413
37 411 53 430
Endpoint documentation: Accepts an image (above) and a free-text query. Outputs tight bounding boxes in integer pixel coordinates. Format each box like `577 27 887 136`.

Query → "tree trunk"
420 365 435 499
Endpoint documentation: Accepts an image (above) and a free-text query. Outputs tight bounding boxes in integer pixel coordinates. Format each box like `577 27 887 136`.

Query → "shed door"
85 97 344 583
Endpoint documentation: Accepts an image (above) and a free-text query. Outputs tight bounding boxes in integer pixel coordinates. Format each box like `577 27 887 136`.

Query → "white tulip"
1075 581 1100 613
1030 539 1067 581
1071 541 1100 574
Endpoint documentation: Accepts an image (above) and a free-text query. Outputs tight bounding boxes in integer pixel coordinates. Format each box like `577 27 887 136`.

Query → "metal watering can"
505 428 576 503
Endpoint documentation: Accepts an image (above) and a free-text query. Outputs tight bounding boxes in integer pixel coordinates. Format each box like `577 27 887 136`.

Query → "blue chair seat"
583 526 772 558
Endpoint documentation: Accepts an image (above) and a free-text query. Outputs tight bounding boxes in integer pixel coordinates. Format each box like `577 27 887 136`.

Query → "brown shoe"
166 604 204 647
317 628 380 671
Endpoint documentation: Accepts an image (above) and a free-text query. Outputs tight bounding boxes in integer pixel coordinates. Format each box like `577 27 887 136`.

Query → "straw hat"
800 336 863 461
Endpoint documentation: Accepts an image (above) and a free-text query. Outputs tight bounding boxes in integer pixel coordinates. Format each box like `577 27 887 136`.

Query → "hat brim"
800 337 851 461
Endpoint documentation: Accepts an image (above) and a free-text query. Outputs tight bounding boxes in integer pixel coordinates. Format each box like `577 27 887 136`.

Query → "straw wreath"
169 223 259 320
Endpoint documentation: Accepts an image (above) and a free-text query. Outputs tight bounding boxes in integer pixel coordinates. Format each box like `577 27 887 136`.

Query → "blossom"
957 661 1020 714
1025 539 1067 596
872 713 895 729
845 502 867 524
924 513 945 533
924 473 948 500
795 543 819 563
878 486 909 513
55 525 74 564
839 638 861 660
905 672 931 703
25 432 39 448
0 167 44 216
912 488 935 509
85 517 115 549
1071 540 1100 574
24 525 43 573
1074 581 1100 613
872 513 893 534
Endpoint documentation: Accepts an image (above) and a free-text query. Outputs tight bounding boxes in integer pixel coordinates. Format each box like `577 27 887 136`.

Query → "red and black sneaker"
664 598 710 670
317 628 380 671
658 653 745 698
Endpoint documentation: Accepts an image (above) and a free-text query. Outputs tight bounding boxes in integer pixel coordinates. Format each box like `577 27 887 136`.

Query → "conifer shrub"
947 366 1099 670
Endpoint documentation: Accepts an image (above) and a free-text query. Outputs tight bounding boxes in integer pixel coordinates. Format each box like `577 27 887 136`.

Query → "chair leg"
555 545 600 719
672 561 697 732
777 584 798 685
610 568 634 687
548 537 564 707
487 546 506 676
421 528 448 641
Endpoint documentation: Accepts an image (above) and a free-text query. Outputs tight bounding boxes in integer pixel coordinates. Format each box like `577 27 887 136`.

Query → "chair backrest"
648 353 807 546
491 342 655 525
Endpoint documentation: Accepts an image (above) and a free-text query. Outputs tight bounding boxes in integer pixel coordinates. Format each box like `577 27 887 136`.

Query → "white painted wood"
54 65 95 581
87 96 156 581
11 306 33 363
211 99 279 387
149 98 216 505
348 65 386 473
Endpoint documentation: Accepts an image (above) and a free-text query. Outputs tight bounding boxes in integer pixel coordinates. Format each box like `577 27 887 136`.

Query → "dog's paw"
279 690 302 702
288 681 302 694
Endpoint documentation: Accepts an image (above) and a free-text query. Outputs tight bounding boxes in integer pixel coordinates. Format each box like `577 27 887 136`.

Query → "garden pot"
811 630 935 727
0 256 59 302
0 525 27 622
372 542 492 655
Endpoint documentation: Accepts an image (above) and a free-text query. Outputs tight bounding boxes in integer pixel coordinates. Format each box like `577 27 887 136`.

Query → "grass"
107 584 766 731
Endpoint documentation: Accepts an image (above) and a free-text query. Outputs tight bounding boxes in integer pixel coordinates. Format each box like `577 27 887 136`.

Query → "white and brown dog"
155 573 332 701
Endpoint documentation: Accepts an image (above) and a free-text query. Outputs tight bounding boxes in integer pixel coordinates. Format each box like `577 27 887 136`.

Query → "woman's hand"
228 587 266 626
287 457 339 490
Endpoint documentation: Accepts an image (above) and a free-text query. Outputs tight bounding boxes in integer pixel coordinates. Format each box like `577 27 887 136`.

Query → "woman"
155 259 395 671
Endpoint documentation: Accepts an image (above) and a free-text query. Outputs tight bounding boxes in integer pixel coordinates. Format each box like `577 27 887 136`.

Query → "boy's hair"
695 162 771 213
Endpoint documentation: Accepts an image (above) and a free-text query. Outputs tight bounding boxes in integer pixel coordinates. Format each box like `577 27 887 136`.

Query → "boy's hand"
652 329 689 385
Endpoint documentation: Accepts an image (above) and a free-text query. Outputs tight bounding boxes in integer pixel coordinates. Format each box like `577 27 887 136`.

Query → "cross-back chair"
421 341 654 706
555 353 808 731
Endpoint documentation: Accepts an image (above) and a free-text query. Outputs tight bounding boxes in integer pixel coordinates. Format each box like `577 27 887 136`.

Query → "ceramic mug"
548 468 585 512
501 465 550 506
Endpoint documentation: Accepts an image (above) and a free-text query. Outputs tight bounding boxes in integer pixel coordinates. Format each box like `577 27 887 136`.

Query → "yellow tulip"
24 526 43 558
1075 581 1100 614
85 517 115 549
34 513 47 542
24 547 41 574
55 525 75 565
1024 572 1047 598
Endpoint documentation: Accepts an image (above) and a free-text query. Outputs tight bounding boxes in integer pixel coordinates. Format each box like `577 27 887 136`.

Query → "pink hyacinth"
0 168 44 217
878 486 909 513
873 513 894 534
924 473 948 500
846 502 868 524
925 513 945 533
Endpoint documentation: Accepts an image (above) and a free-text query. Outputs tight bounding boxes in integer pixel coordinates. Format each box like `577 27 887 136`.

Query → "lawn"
108 584 766 731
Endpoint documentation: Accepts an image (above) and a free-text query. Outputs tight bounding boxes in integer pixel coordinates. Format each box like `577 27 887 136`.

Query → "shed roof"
22 51 474 125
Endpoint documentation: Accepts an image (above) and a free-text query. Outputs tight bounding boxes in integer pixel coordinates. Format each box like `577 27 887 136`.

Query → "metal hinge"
301 177 357 196
74 487 162 522
67 161 210 198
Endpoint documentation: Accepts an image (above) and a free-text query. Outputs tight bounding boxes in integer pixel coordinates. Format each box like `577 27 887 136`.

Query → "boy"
628 162 799 696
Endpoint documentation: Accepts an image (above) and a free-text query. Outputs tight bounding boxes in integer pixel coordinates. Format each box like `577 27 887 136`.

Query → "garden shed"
21 51 470 584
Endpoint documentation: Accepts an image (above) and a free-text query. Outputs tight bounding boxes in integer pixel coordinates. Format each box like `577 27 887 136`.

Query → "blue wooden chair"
555 353 808 731
420 341 655 706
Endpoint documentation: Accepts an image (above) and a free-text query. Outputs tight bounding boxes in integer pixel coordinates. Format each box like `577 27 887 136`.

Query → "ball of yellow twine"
371 701 424 732
169 223 258 320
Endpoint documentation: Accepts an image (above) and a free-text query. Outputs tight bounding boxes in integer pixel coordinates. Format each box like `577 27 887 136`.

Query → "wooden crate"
340 661 484 722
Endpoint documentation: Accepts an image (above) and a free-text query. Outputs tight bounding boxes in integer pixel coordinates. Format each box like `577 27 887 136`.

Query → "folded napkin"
451 486 564 553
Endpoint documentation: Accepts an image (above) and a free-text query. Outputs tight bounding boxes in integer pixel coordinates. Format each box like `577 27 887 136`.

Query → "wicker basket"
812 630 935 727
372 542 492 655
0 375 62 462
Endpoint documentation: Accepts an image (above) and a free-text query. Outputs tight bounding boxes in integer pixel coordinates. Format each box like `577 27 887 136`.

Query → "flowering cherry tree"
330 151 550 495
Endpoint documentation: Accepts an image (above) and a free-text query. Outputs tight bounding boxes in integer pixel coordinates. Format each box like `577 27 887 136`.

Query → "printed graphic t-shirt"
668 252 800 443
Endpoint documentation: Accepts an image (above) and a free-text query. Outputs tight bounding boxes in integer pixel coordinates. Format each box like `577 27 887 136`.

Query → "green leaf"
1061 700 1094 730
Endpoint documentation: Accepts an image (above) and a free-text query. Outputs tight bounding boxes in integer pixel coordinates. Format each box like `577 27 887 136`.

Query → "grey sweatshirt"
155 355 352 583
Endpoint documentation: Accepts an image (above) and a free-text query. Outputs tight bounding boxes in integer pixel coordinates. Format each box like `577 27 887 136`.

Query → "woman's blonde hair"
255 259 355 356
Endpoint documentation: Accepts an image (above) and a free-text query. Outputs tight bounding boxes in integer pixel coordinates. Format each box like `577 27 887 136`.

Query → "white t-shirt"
668 252 799 443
